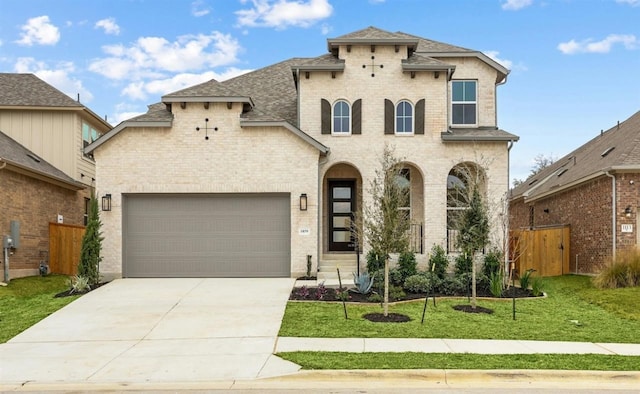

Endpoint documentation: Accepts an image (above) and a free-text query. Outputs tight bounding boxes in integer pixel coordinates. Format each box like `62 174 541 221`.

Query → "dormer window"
452 80 477 126
396 100 413 134
333 100 351 134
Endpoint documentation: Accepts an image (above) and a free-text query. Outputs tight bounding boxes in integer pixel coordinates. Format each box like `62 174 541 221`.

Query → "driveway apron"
0 278 300 384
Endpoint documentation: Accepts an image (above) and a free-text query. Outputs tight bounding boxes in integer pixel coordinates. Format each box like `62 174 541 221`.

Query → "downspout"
605 171 616 261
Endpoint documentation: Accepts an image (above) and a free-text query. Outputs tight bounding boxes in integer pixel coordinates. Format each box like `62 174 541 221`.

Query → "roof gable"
512 110 640 201
0 73 83 108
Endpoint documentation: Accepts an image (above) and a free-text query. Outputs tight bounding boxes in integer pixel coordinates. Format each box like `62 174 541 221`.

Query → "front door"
329 180 355 251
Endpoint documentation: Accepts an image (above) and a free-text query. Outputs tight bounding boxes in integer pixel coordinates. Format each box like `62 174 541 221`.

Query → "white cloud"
13 57 94 103
95 18 121 35
236 0 333 29
501 0 533 10
191 0 211 16
558 34 637 54
616 0 640 6
120 68 252 101
89 31 241 80
484 50 513 70
16 16 60 46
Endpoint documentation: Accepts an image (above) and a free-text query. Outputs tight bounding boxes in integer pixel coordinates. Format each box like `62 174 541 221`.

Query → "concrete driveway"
0 278 300 385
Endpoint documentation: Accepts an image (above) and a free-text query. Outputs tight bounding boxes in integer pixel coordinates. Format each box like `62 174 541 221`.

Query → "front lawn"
0 275 78 343
279 275 640 344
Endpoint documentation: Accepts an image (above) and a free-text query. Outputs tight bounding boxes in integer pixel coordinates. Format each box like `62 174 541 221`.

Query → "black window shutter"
415 99 425 135
352 99 361 134
384 99 394 135
321 99 331 134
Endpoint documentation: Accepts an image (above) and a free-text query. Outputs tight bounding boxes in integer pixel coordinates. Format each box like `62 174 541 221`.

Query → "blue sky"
1 0 639 184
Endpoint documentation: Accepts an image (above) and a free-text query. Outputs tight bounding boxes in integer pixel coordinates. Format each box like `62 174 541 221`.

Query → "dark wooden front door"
329 180 355 251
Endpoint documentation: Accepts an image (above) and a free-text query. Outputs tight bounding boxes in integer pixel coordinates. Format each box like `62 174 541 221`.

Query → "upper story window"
82 122 100 159
452 80 477 125
333 100 350 134
396 100 413 134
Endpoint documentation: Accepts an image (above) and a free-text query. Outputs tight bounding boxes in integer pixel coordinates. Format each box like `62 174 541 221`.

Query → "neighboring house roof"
0 130 85 190
511 110 640 202
0 73 112 128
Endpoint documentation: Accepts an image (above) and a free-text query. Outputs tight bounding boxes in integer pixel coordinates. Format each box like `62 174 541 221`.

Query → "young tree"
456 186 489 309
78 194 103 286
361 145 411 316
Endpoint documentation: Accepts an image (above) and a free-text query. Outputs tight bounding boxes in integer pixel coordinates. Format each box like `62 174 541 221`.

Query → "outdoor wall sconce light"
625 206 632 217
101 194 112 212
299 194 308 211
543 208 550 214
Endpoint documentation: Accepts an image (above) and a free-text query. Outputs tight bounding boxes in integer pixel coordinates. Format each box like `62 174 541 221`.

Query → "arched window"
333 100 350 134
396 100 413 134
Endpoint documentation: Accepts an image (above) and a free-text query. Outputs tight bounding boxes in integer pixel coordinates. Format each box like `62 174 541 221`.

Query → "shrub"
531 276 546 296
78 196 103 286
483 249 502 277
368 293 383 303
67 275 90 294
295 285 310 299
398 250 417 281
439 274 469 296
519 269 535 289
593 250 640 289
352 272 375 294
428 244 449 279
403 273 431 293
454 254 472 277
366 249 386 273
389 285 406 301
315 282 328 300
335 288 351 301
488 270 504 297
389 267 404 286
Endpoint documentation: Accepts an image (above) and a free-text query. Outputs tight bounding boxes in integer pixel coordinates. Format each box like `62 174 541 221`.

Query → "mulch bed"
363 312 412 323
54 282 108 298
452 304 495 314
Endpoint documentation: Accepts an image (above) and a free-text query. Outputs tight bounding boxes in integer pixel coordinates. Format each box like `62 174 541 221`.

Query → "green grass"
0 275 79 343
279 275 640 343
278 352 640 371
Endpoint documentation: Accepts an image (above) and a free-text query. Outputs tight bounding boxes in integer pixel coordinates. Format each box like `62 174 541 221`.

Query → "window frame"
332 100 351 135
451 80 477 126
82 122 101 160
395 100 414 135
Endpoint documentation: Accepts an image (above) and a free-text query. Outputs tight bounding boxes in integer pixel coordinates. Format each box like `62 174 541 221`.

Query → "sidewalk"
275 337 640 355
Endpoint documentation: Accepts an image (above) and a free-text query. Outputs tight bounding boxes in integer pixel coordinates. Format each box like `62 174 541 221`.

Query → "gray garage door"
122 193 291 278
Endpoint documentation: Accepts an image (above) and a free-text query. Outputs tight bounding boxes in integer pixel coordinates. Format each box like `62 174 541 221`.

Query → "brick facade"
0 169 88 278
509 173 640 274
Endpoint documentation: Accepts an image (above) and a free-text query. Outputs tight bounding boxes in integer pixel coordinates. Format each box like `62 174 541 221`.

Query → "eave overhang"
85 120 173 154
425 51 510 83
328 38 418 52
162 96 254 107
0 158 86 191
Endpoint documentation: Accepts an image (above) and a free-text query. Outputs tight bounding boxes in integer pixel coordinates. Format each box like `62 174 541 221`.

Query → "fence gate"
510 225 570 277
49 223 85 275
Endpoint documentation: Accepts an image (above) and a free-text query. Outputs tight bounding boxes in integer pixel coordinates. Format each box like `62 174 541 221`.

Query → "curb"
2 369 639 391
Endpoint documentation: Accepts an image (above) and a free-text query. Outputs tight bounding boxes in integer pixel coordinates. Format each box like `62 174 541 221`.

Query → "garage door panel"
123 194 290 277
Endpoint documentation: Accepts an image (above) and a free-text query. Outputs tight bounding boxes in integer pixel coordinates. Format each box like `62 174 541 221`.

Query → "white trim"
331 99 351 135
450 80 478 127
395 100 415 135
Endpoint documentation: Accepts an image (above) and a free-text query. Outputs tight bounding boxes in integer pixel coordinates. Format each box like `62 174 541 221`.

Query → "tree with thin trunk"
456 186 489 309
361 145 411 316
78 193 103 286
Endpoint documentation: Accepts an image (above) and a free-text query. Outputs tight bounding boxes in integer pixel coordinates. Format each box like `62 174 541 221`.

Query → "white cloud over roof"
16 15 60 46
14 57 94 103
236 0 333 29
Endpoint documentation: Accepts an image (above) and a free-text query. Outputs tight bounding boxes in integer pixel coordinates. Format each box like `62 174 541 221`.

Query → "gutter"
605 171 617 261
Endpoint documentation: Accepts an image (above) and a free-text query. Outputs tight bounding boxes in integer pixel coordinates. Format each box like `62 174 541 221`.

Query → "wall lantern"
625 205 633 218
299 194 308 211
101 194 112 212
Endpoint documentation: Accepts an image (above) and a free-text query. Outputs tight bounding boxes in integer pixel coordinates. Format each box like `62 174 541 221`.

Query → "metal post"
3 246 9 283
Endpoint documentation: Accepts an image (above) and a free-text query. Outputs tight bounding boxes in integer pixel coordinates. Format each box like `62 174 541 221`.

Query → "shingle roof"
394 32 475 53
0 73 83 107
442 127 519 142
511 110 640 201
0 130 84 189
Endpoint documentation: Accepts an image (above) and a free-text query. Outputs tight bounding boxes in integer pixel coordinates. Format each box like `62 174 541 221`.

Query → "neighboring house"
509 110 640 274
87 27 518 279
0 73 111 279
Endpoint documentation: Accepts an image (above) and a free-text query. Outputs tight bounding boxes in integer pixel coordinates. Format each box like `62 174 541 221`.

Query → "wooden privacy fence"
49 222 85 275
510 225 570 277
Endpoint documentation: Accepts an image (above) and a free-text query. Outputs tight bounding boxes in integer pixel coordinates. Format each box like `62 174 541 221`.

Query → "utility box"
10 220 20 249
3 235 13 249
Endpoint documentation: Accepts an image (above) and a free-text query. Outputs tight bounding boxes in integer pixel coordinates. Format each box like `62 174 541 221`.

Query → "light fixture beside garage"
101 194 112 211
300 194 308 211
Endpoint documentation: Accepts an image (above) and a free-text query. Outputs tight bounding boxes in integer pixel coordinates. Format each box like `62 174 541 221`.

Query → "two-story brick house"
0 73 111 279
87 27 517 279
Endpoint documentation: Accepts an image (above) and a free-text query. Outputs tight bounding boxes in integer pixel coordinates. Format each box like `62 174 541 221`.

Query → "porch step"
317 254 360 281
